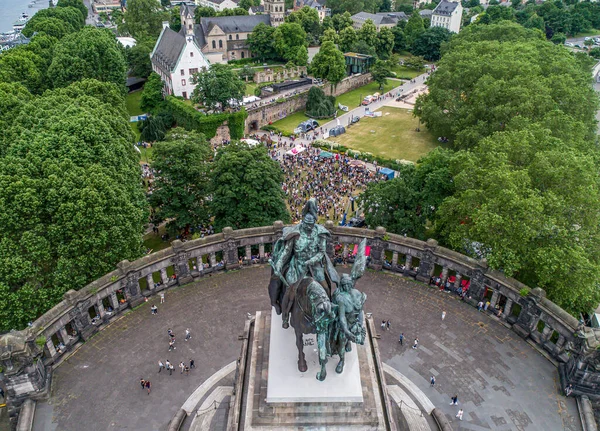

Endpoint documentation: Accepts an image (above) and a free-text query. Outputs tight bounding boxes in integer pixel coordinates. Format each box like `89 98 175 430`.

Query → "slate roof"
151 27 186 73
433 0 459 17
419 9 433 17
351 11 407 26
249 4 264 12
200 14 270 34
180 3 196 17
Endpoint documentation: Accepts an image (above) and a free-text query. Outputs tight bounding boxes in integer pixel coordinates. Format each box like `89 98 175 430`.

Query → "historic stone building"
150 2 285 98
431 0 463 33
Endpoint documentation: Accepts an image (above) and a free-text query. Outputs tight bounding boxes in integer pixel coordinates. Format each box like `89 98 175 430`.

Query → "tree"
247 23 278 62
210 142 290 231
286 6 321 44
338 26 357 52
332 11 353 31
589 47 600 59
191 64 245 111
402 54 425 70
379 0 392 12
274 23 308 64
239 0 253 10
404 11 425 47
310 41 346 90
0 81 147 332
524 13 545 32
160 0 170 6
411 26 452 61
0 48 45 94
550 32 566 44
306 86 336 117
139 115 167 142
217 8 249 16
48 27 127 89
149 128 212 230
320 28 339 44
169 6 182 32
194 6 216 20
415 23 598 149
478 5 515 25
140 72 165 111
327 0 365 16
56 0 88 20
350 40 377 56
358 19 378 48
124 0 167 39
22 7 84 38
370 60 390 90
376 27 395 59
126 41 154 78
238 64 256 81
392 24 406 52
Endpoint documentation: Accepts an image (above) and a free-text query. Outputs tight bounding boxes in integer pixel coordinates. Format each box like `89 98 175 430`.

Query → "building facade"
431 0 462 33
195 0 239 12
350 11 408 31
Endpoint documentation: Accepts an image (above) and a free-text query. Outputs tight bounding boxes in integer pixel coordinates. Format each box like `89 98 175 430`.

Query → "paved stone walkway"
35 266 580 431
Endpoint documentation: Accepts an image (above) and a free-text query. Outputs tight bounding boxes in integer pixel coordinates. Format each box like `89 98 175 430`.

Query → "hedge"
164 96 247 140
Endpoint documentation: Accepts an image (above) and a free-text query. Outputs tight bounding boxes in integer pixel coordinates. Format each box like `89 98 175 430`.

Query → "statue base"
266 310 363 403
229 309 391 430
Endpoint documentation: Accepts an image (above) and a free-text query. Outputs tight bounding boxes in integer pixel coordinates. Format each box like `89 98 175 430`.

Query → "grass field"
390 65 424 79
245 82 258 96
270 81 399 134
126 90 143 142
329 107 441 162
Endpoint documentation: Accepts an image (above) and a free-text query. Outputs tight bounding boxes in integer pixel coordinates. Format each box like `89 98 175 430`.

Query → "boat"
13 13 30 32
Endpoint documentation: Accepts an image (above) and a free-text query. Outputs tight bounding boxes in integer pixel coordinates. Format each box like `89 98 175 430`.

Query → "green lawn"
390 65 424 79
574 29 600 38
270 81 399 134
245 82 257 96
329 107 442 162
126 90 144 116
143 224 171 253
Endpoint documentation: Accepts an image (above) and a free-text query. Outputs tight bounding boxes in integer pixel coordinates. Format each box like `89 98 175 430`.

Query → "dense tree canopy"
210 143 290 231
149 129 212 230
309 40 346 90
22 6 84 38
286 6 321 44
48 27 127 89
123 0 167 39
411 26 452 61
274 23 309 65
305 86 336 118
0 80 147 332
56 0 88 20
247 23 278 62
191 64 245 111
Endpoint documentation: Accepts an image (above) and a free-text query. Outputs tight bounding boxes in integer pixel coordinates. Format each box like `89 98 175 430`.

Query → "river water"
0 0 49 34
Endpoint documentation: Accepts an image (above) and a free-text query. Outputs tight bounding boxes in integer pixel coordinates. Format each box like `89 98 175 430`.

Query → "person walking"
168 328 175 339
398 333 404 345
450 395 459 405
140 378 146 390
456 409 463 421
185 364 190 375
442 311 446 321
412 338 419 349
169 340 176 351
179 361 185 374
158 360 165 373
381 320 386 330
386 320 391 331
430 376 435 387
166 360 172 375
145 380 152 395
160 292 165 303
185 328 191 342
190 359 195 369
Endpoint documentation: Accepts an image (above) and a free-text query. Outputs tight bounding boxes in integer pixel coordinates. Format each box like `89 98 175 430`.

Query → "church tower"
265 0 285 27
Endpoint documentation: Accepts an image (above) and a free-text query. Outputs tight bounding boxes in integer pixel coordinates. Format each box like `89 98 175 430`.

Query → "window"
189 24 192 30
180 69 185 76
189 68 198 75
182 91 187 99
241 51 245 58
219 40 223 48
236 34 239 40
212 40 216 49
181 79 186 86
229 35 232 40
190 52 194 57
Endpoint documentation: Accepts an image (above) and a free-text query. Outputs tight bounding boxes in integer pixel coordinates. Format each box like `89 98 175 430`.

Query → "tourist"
158 360 165 373
179 362 185 374
477 301 484 312
166 360 172 375
412 338 419 349
140 378 146 390
442 311 446 321
145 380 151 395
456 409 463 421
190 359 195 369
430 376 435 387
160 292 165 304
450 395 459 405
386 320 391 331
381 320 386 330
565 384 573 396
185 365 190 375
168 328 175 340
398 333 404 345
151 305 158 315
169 340 176 351
185 328 191 342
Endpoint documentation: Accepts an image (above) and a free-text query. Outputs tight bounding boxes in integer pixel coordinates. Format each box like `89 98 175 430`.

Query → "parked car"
350 115 360 124
294 119 319 134
338 103 349 112
361 95 374 105
564 42 574 47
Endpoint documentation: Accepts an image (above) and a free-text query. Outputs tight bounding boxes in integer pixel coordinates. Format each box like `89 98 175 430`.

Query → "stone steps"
387 385 432 431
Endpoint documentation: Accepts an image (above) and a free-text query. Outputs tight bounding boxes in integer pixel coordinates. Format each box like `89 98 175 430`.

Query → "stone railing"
1 222 598 419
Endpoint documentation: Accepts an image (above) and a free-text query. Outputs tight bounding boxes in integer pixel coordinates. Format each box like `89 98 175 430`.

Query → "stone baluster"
246 245 252 261
454 273 462 290
541 324 553 343
556 334 566 350
45 337 57 358
441 267 449 283
210 252 217 267
58 326 69 345
160 268 169 285
97 302 106 319
343 244 349 258
259 244 265 260
502 298 513 319
110 292 119 310
392 251 398 267
146 273 155 291
489 290 500 309
405 255 412 272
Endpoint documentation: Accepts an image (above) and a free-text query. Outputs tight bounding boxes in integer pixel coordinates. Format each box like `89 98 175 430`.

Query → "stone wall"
254 66 307 84
245 73 373 133
2 222 598 422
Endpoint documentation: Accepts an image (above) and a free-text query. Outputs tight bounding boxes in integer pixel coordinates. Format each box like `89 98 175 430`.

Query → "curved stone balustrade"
1 222 598 418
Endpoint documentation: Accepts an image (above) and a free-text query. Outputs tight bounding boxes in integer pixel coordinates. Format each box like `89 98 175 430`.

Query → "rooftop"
351 11 408 26
433 0 460 16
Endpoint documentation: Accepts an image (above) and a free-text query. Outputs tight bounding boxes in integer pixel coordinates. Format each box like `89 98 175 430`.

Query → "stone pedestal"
231 310 389 430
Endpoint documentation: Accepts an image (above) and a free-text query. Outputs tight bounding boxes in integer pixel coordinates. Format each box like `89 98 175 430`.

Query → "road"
566 34 600 46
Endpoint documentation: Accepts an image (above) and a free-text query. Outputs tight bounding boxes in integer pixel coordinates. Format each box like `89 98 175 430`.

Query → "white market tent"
286 146 306 156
